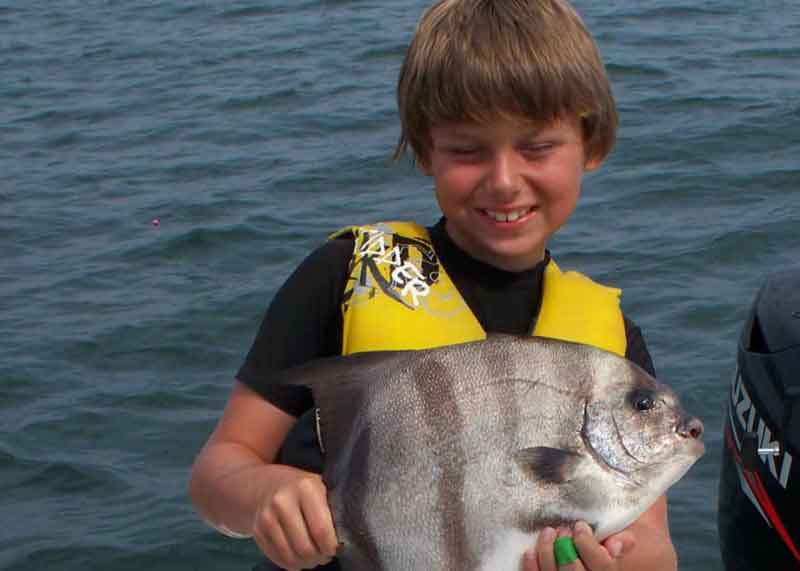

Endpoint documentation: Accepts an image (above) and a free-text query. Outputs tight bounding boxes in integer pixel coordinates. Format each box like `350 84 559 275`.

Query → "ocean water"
1 1 798 569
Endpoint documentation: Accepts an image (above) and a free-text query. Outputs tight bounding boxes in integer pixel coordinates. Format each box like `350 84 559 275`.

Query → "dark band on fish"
479 340 524 453
340 423 385 571
413 357 474 570
516 446 583 484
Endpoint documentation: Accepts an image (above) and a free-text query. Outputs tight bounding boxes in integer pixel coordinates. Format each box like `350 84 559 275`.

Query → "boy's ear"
584 155 605 172
417 155 433 176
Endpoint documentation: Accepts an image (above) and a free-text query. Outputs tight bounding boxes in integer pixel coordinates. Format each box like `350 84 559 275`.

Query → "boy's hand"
252 468 339 570
522 523 636 571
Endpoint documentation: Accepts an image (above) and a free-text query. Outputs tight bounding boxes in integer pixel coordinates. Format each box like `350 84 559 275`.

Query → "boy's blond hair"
395 0 617 164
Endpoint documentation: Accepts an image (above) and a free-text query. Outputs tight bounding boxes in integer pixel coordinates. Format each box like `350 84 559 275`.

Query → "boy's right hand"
252 468 339 570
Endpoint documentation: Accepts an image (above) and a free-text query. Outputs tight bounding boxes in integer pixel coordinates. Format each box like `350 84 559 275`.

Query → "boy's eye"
520 142 553 155
440 146 485 162
447 146 481 155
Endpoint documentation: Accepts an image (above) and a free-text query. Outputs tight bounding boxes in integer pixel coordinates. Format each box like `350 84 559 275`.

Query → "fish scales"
278 335 704 571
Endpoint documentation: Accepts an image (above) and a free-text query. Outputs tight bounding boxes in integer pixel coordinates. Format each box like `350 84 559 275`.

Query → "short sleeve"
236 237 353 416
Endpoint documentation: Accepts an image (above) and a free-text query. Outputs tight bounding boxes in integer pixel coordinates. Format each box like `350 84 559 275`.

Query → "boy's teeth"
485 208 530 222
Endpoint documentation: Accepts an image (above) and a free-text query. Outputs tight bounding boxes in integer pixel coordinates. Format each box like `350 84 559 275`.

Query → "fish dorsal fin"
515 447 584 484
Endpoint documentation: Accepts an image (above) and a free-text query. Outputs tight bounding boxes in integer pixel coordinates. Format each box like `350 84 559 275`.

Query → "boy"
190 1 679 570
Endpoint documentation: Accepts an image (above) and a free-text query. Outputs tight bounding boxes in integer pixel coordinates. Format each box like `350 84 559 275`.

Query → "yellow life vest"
331 221 626 357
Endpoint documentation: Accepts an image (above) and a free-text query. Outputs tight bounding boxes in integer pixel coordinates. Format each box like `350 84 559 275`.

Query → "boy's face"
419 114 601 272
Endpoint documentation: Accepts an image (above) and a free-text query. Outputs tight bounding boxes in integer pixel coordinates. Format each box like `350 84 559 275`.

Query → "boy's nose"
487 152 522 198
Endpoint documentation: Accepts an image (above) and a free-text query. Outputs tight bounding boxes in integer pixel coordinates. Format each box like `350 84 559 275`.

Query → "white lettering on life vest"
358 230 431 307
359 231 389 259
391 262 430 307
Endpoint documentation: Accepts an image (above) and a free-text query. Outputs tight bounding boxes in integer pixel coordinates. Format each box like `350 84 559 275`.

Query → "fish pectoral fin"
514 447 584 484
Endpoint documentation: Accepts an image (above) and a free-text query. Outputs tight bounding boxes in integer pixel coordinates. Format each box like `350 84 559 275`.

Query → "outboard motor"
718 269 800 569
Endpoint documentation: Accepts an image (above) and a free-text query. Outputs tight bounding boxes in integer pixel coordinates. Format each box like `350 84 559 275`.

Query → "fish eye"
630 390 657 412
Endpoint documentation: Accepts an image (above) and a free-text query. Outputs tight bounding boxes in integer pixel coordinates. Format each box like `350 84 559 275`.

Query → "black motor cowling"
718 269 800 569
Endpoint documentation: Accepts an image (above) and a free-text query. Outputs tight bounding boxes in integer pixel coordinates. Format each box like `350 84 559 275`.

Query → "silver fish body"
281 335 704 571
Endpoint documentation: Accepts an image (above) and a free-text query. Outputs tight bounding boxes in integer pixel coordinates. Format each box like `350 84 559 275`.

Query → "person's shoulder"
304 232 354 264
283 232 354 284
235 233 356 416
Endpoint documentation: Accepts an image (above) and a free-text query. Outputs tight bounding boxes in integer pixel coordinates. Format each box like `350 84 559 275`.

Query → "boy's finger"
253 525 296 570
522 546 540 571
536 527 558 571
554 528 584 571
572 521 613 569
274 500 321 564
299 486 339 557
601 529 636 558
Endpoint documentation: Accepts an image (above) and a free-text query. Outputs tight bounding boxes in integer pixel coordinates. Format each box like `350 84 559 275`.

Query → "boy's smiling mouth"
480 207 534 223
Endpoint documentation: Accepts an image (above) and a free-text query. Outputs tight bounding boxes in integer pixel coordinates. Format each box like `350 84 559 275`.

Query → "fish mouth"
580 404 640 487
685 438 705 458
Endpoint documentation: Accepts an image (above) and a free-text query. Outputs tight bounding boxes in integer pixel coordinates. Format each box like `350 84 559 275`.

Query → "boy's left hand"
521 522 636 571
